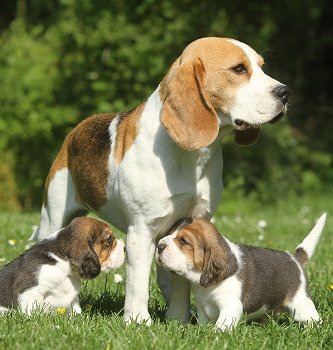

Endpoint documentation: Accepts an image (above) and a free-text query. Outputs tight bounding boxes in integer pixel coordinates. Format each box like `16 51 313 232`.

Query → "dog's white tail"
294 213 327 267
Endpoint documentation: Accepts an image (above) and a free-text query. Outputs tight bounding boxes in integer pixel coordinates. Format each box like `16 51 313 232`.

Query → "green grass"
0 193 332 350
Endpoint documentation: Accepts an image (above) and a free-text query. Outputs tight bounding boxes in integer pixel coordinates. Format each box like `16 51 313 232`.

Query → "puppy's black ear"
73 240 101 279
200 246 227 288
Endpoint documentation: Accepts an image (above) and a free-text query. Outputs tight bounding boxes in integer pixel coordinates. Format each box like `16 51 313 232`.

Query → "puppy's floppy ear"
200 245 227 288
234 127 260 146
72 240 101 279
161 57 219 151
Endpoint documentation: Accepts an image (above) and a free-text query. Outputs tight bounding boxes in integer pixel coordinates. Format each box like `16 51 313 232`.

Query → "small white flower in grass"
299 206 310 216
235 216 242 224
257 220 267 229
8 239 16 246
0 257 5 262
211 217 216 224
302 218 310 225
258 234 265 241
114 274 123 283
222 215 228 223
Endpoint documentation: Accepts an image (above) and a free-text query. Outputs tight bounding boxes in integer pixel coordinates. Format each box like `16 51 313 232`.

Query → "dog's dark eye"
179 237 189 245
102 236 113 248
232 64 248 74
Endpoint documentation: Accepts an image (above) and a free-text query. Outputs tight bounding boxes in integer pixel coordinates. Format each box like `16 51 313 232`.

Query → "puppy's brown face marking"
173 219 238 288
173 227 205 271
61 217 119 279
91 227 117 269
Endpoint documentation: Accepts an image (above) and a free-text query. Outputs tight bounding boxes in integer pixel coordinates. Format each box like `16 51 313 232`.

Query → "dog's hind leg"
165 274 191 323
31 168 88 240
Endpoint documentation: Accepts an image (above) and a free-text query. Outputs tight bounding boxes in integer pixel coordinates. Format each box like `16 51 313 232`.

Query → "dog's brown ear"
71 240 101 279
161 57 219 151
200 245 227 288
234 127 260 146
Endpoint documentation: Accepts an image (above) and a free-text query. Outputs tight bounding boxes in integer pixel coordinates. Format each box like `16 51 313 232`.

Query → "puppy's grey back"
238 245 301 313
0 241 59 308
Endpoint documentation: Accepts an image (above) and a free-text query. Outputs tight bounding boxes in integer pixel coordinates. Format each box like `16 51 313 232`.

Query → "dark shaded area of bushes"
0 0 332 210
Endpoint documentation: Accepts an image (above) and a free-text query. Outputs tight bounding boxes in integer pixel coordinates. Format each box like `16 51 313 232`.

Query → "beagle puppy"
0 217 125 315
31 37 289 323
156 214 326 331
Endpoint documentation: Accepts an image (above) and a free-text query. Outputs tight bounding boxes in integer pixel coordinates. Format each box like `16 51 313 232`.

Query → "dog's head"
160 37 289 150
156 218 237 287
60 217 125 279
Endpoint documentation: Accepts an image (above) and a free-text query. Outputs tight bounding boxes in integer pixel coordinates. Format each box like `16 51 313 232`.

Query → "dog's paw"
124 310 152 326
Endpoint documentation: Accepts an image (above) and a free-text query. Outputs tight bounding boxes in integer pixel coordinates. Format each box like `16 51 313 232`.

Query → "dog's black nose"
157 243 167 254
272 85 289 105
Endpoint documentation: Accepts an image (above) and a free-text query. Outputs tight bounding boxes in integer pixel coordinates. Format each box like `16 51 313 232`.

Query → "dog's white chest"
99 91 224 234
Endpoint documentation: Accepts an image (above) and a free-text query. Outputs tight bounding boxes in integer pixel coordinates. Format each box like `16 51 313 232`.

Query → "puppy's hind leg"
31 168 88 241
286 290 321 325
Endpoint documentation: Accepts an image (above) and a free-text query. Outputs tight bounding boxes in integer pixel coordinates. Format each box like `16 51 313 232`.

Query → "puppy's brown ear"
161 57 219 151
200 246 227 288
72 240 101 279
234 127 260 146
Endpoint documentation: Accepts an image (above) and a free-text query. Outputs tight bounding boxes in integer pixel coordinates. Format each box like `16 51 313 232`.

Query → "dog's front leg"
124 225 156 324
166 273 191 323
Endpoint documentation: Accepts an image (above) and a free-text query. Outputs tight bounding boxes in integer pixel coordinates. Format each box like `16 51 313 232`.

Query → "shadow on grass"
80 289 125 317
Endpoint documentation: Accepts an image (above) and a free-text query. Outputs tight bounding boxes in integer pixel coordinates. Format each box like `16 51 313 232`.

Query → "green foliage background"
0 0 332 209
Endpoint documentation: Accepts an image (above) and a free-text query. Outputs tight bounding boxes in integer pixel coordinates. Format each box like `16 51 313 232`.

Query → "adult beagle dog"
31 37 289 323
1 217 124 315
156 214 326 331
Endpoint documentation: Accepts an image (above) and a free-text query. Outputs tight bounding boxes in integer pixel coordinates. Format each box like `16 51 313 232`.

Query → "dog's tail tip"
294 212 327 267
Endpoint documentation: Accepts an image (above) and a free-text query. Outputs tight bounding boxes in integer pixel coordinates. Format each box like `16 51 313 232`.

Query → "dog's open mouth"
234 111 285 129
234 119 254 130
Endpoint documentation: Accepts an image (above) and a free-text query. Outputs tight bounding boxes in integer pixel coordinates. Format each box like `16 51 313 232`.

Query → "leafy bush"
0 1 332 209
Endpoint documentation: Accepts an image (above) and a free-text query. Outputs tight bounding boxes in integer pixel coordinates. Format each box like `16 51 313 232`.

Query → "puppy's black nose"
157 243 167 254
272 85 289 105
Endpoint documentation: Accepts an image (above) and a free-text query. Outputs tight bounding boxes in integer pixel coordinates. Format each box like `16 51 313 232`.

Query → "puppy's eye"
102 236 113 248
231 64 248 74
179 237 189 245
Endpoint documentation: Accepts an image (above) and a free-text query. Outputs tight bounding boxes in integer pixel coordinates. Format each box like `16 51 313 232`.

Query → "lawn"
0 192 332 350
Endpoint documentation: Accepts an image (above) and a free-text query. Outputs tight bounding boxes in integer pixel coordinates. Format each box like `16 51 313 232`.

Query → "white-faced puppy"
156 214 326 331
0 217 125 315
32 37 289 324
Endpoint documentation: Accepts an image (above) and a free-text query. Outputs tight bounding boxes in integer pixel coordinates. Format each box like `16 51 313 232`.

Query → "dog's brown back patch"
114 103 145 165
44 105 144 211
67 114 118 211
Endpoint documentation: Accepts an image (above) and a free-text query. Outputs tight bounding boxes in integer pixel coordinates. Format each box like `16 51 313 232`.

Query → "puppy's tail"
294 213 326 267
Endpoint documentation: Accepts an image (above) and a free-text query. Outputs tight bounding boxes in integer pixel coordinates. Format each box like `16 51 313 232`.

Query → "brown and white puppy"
0 217 125 315
31 37 289 323
156 214 326 331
